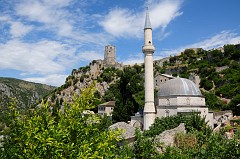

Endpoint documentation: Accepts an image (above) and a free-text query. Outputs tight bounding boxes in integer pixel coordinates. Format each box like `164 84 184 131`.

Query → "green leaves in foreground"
0 85 126 159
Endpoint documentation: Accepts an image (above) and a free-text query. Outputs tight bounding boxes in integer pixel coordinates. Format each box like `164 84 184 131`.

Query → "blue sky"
0 0 240 86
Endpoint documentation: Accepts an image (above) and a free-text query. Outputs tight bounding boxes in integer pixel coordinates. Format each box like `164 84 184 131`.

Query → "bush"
0 85 125 158
144 113 211 138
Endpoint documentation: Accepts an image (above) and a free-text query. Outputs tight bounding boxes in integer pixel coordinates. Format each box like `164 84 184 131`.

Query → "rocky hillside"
48 44 240 115
0 77 56 108
47 60 121 105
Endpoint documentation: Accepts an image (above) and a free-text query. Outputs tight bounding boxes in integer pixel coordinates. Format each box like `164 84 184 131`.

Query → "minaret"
142 10 156 130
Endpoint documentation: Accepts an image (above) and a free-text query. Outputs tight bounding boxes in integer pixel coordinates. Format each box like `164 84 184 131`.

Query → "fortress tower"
104 45 116 66
142 10 156 130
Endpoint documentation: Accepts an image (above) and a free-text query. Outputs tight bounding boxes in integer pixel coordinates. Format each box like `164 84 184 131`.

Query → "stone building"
156 78 213 128
98 101 115 117
154 74 175 90
130 77 214 129
104 45 116 66
189 73 200 87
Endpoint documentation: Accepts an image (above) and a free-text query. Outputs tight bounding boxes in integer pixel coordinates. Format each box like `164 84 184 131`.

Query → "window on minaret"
165 110 170 117
149 41 151 44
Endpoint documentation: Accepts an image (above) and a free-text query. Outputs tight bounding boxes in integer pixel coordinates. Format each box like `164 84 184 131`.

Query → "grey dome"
158 78 202 97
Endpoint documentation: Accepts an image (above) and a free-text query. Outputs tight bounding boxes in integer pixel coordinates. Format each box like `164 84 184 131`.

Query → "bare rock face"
154 123 186 147
109 122 136 141
0 83 11 97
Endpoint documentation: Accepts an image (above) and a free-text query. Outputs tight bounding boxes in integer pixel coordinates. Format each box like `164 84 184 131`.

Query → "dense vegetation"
46 44 240 121
103 65 145 122
0 85 127 158
126 114 240 158
1 85 240 158
0 77 56 125
102 44 240 121
0 77 55 106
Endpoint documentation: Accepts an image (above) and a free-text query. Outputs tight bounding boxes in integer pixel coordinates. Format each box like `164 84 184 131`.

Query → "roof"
158 78 202 97
144 11 152 29
99 101 115 107
156 74 175 79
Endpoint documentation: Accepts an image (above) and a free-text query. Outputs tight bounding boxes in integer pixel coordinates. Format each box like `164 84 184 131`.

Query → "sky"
0 0 240 86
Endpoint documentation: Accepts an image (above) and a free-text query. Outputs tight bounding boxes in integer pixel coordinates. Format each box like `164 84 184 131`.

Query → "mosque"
129 11 214 130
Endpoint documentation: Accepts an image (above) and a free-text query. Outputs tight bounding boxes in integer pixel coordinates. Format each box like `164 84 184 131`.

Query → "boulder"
109 122 136 142
154 123 186 147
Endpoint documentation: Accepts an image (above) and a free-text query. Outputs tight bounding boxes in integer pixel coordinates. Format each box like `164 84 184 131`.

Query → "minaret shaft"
142 11 156 130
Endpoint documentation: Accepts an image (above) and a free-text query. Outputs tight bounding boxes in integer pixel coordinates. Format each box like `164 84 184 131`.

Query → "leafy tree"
133 129 160 158
228 94 240 116
232 50 240 60
144 114 211 138
223 44 235 58
0 85 126 159
104 66 144 122
202 91 225 111
200 78 213 91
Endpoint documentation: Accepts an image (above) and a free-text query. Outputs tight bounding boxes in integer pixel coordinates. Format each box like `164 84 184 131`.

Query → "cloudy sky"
0 0 240 86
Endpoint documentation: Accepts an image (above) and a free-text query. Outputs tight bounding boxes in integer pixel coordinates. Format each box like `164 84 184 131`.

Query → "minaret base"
143 112 156 130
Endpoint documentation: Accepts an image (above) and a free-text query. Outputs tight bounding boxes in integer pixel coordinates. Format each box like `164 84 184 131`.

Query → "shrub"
0 85 125 158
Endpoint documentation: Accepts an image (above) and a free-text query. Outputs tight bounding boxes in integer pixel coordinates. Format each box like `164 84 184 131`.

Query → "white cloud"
77 51 103 61
99 8 142 37
15 0 73 24
0 40 74 75
156 30 240 58
187 31 240 50
124 30 240 65
99 0 183 38
14 0 112 46
23 74 68 86
15 0 79 40
9 22 33 38
149 0 183 30
122 53 144 65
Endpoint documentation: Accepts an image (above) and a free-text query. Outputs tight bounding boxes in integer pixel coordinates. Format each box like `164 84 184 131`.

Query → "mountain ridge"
0 77 56 108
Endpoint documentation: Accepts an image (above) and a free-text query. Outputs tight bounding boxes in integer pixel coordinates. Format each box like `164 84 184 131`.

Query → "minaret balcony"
142 45 155 53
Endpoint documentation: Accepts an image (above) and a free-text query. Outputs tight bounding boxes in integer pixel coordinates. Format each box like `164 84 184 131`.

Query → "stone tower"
142 10 156 130
104 45 116 66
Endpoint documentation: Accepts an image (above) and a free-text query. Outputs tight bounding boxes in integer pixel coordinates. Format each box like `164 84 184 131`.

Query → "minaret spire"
142 9 156 130
144 8 152 29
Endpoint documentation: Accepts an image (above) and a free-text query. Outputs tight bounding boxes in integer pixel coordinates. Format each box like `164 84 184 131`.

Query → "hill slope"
0 77 56 108
48 44 240 120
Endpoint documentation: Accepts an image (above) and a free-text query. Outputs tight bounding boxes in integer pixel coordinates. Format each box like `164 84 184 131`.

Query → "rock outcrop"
109 122 136 142
154 123 186 147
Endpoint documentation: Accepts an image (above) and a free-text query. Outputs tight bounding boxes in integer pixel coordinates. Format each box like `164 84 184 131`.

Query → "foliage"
200 78 213 91
0 77 55 108
0 85 126 159
144 113 211 138
101 67 117 83
228 94 240 115
105 66 144 122
133 129 160 159
175 132 197 149
157 131 240 158
202 91 226 110
224 44 236 58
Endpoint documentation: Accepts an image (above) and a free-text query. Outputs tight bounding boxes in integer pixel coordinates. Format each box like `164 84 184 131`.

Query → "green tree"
202 91 225 111
228 94 240 116
1 85 127 159
200 78 213 91
109 67 144 122
223 44 235 58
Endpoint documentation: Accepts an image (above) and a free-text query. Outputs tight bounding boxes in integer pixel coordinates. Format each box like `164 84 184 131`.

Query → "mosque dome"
158 78 202 97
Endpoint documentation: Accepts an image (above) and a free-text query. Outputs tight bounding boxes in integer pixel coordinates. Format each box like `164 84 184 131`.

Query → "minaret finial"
144 7 152 29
